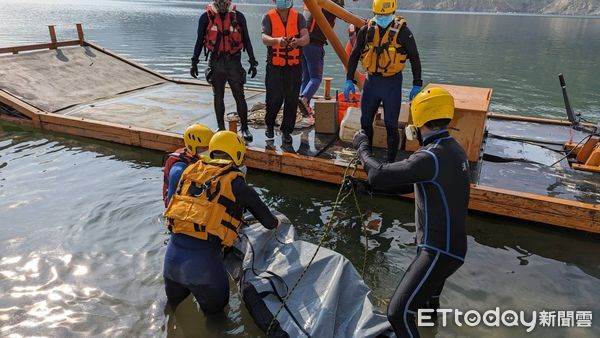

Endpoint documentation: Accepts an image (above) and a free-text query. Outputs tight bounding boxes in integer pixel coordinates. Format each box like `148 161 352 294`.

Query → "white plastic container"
339 107 362 142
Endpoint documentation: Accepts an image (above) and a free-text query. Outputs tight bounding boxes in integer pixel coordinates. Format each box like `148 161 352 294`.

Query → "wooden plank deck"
1 39 598 233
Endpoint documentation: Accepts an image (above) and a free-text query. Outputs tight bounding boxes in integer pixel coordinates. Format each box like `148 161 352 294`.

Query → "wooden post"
227 114 239 132
304 0 364 88
48 25 57 49
323 77 333 100
76 23 84 45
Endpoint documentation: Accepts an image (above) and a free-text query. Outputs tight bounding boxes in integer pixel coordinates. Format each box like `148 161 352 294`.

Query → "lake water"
0 1 599 337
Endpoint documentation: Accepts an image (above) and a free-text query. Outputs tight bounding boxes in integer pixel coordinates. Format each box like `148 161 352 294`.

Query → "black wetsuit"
357 129 469 337
192 11 255 130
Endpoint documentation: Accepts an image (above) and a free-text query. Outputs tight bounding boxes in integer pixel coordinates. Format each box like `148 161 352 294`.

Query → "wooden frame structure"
0 25 598 233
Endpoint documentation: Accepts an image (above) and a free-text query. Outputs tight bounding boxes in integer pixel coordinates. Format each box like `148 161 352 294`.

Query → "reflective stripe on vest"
164 161 245 247
204 4 244 55
267 8 301 66
360 16 408 76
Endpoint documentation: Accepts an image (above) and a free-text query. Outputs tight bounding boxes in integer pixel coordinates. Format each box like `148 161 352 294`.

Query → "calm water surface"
0 1 599 337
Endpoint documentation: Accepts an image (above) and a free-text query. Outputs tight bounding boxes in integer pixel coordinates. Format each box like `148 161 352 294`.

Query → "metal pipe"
303 0 364 87
315 0 366 28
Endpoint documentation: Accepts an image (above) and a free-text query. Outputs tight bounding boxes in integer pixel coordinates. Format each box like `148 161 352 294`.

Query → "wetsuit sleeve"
232 177 278 229
237 12 255 61
346 26 366 81
399 25 422 86
192 13 209 64
357 143 436 189
167 162 187 202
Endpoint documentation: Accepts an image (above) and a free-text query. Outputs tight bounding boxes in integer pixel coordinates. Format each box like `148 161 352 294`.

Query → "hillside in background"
389 0 600 15
237 0 600 15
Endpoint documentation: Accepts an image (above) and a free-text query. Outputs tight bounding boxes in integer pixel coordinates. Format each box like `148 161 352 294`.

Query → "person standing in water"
298 0 345 122
261 0 310 144
163 131 278 314
352 88 469 337
162 124 214 207
345 0 422 162
190 0 257 142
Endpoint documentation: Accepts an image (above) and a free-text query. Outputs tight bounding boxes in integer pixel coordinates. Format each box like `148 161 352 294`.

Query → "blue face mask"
374 14 394 28
276 0 293 9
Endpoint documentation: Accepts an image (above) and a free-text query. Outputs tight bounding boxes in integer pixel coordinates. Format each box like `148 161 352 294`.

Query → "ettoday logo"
417 308 593 333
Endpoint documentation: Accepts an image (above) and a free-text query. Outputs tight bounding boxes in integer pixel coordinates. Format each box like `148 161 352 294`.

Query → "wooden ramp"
0 26 598 233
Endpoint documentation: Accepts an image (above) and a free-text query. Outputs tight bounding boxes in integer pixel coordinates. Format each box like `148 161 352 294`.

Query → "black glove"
190 62 199 79
353 129 369 150
343 177 373 196
247 59 258 79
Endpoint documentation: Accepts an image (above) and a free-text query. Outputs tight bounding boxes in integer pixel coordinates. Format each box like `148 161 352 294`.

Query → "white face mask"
238 165 248 175
405 125 419 141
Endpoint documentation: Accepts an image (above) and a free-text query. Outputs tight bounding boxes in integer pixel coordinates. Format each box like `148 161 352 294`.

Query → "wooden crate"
403 84 491 162
314 99 338 134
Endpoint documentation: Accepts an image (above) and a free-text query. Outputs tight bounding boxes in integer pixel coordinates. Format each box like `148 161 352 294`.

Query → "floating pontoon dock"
0 25 598 233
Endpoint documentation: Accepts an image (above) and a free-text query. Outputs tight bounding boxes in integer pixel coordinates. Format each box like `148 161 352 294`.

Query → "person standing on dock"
352 88 469 338
163 131 279 314
190 0 257 142
298 0 345 123
261 0 310 144
162 124 214 207
344 0 423 162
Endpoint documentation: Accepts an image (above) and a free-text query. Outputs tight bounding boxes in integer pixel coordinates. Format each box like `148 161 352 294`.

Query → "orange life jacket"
267 8 301 66
204 4 244 55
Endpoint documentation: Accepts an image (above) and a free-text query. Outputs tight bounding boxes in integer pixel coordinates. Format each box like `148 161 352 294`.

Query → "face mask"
276 0 293 10
374 14 394 28
239 165 248 175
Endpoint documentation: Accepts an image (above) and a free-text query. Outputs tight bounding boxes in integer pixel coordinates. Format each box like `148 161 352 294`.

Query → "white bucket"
339 107 362 142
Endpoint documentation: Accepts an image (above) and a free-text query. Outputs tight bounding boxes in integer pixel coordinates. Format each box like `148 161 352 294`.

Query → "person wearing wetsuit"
344 0 422 162
163 131 278 314
190 0 257 141
352 88 469 337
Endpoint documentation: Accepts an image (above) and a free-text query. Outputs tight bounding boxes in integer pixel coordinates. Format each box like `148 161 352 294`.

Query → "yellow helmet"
372 0 396 15
410 87 455 128
208 130 246 166
183 124 214 155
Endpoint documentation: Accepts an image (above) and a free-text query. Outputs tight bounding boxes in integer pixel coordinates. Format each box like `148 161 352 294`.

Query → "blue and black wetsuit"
163 164 277 314
357 130 469 337
347 22 422 162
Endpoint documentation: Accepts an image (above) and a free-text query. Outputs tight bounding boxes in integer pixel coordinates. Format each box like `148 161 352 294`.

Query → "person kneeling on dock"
345 0 423 162
261 0 310 144
352 88 469 337
163 124 214 207
190 0 257 142
163 131 278 314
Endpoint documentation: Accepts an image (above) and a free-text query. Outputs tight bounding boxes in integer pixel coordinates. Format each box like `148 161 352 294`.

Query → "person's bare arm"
262 33 287 47
290 28 309 48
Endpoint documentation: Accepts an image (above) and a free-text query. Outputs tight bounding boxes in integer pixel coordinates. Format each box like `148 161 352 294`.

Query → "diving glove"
352 129 369 150
343 177 373 196
343 79 356 101
190 61 199 79
248 59 258 79
409 85 422 100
